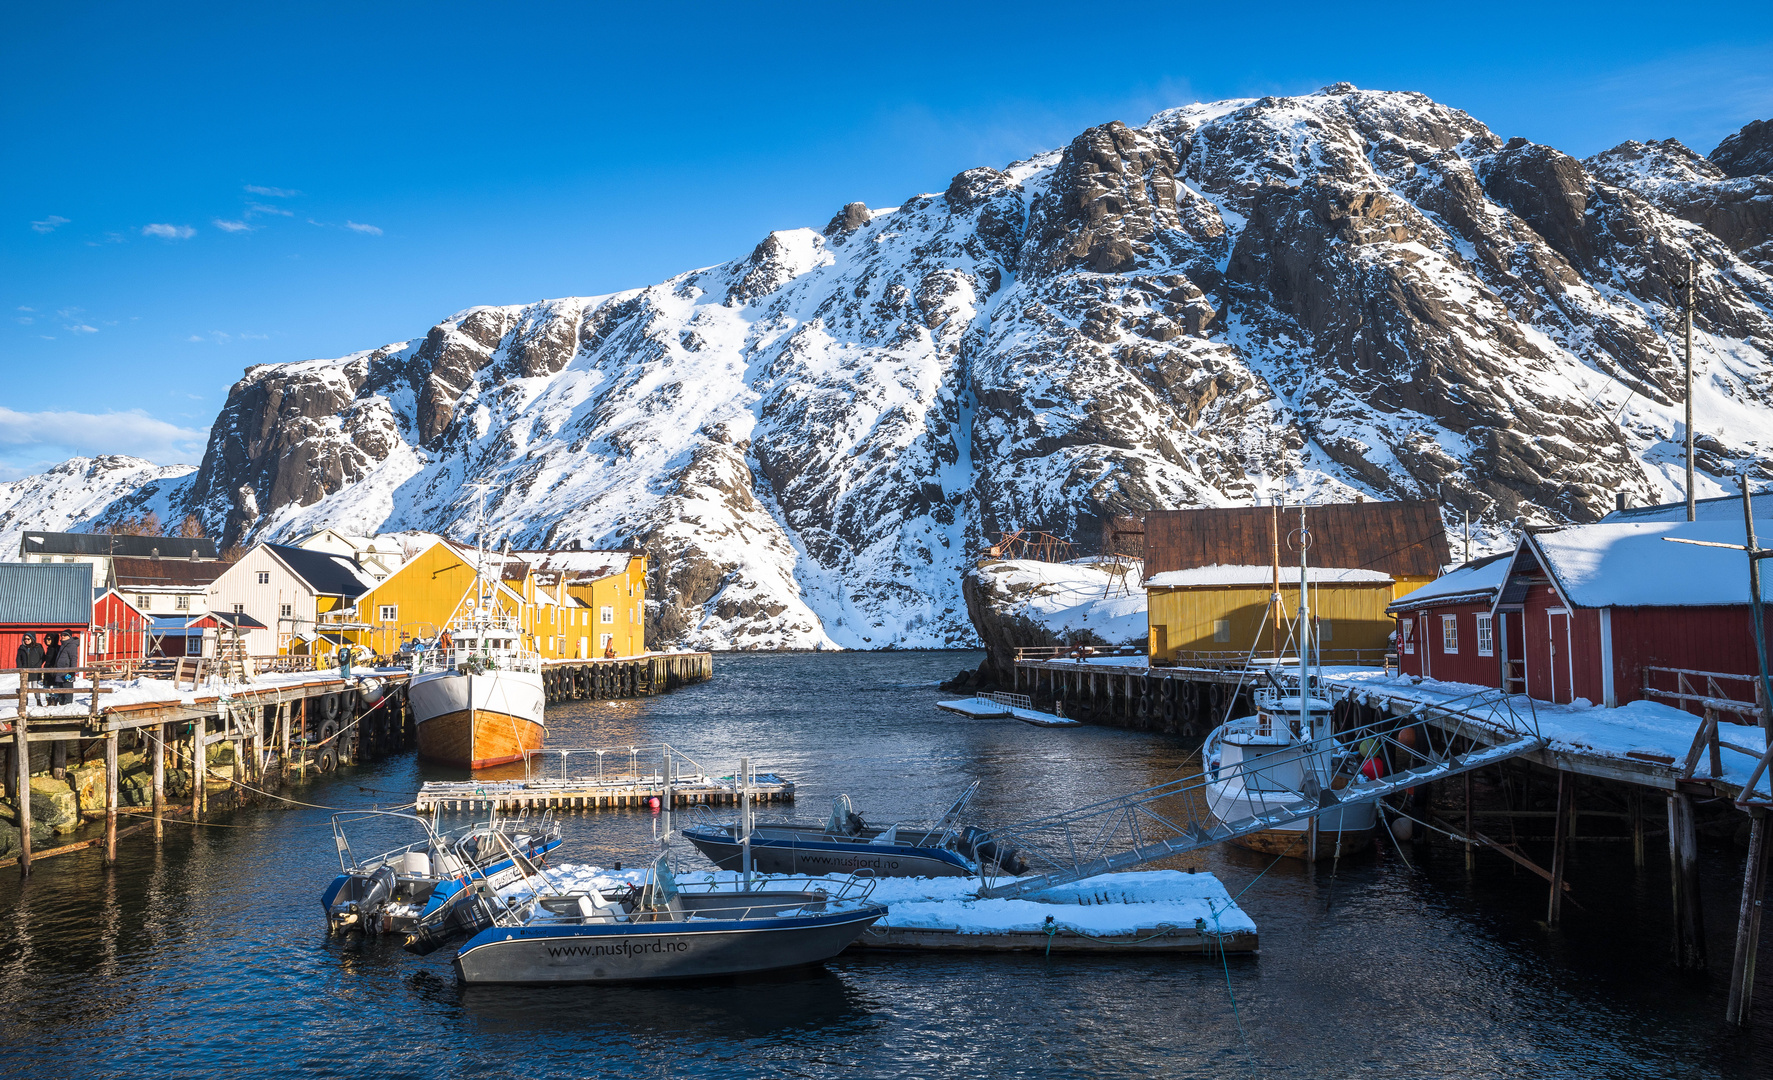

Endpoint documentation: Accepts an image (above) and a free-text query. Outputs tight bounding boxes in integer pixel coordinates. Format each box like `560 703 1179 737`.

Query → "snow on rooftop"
1145 565 1393 588
1389 555 1511 609
1532 519 1773 607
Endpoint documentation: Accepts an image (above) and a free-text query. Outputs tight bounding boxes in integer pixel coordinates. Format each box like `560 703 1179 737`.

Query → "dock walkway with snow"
542 865 1258 954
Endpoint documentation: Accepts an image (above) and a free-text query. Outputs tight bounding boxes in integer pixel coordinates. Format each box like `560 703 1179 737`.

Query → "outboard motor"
403 881 497 956
328 865 397 934
959 827 1030 876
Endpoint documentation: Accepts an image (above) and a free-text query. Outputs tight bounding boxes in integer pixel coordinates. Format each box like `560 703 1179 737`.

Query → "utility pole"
1685 257 1697 522
1464 509 1472 563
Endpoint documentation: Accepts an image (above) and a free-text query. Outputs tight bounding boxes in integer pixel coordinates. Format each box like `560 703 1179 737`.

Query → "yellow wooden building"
322 539 530 656
517 550 649 660
1142 500 1449 664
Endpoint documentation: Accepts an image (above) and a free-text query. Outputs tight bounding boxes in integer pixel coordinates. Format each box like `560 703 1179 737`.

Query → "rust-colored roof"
1143 501 1450 581
112 556 228 589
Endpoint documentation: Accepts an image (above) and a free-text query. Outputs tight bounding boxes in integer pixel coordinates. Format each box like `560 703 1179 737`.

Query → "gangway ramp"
976 685 1544 900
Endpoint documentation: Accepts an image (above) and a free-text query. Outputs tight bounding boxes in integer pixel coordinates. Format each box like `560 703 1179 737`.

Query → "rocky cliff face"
9 88 1773 650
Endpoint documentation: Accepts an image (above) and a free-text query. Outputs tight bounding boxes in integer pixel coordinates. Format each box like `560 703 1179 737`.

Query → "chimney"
151 547 159 560
1615 492 1628 512
190 548 199 562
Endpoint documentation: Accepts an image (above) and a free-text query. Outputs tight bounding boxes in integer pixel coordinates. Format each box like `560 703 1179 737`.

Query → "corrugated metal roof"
1143 501 1450 581
267 544 375 598
19 531 218 560
112 556 228 588
0 563 96 625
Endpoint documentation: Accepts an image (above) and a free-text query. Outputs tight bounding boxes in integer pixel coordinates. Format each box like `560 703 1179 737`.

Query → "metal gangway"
974 678 1546 900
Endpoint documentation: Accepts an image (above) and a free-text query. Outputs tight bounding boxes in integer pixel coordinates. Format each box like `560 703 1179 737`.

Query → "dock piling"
1727 807 1770 1026
1669 793 1707 969
1547 771 1571 927
13 689 29 878
152 722 165 840
103 731 118 865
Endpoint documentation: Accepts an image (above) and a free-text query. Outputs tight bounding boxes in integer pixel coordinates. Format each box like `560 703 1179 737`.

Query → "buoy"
1361 757 1386 781
648 797 660 811
1392 816 1415 843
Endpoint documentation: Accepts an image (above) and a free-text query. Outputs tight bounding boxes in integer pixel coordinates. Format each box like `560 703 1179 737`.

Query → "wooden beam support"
1669 793 1708 970
1727 808 1770 1027
103 730 119 864
1548 770 1572 927
152 722 165 840
13 687 30 878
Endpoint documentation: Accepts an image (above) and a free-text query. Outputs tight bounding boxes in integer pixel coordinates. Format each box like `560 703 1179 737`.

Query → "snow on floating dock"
540 865 1256 953
936 696 1078 726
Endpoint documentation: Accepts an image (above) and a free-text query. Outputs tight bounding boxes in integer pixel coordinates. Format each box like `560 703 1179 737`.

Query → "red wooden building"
1491 519 1773 708
1389 553 1511 686
90 589 150 663
0 563 94 669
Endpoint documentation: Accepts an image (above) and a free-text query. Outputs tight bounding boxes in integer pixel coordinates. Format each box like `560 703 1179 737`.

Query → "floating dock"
937 692 1078 727
414 773 794 814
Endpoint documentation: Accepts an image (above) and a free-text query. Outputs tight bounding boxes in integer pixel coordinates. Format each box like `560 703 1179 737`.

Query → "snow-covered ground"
539 865 1257 937
0 667 406 721
1320 667 1770 794
971 558 1149 645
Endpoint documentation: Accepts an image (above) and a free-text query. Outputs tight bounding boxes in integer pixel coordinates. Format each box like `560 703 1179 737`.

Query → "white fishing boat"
1202 506 1377 860
410 612 545 768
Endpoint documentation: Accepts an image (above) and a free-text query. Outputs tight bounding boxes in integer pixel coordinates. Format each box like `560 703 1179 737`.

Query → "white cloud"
244 185 300 197
30 215 70 233
65 324 98 334
186 334 205 342
17 306 34 312
247 202 293 217
344 221 383 235
212 218 253 232
15 316 31 325
142 223 195 239
0 406 206 464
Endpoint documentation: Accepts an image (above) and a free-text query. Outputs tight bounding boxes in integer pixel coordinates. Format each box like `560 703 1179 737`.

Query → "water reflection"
0 651 1768 1078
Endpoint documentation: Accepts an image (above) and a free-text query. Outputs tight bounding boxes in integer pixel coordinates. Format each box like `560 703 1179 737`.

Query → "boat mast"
1297 504 1310 733
1270 500 1283 659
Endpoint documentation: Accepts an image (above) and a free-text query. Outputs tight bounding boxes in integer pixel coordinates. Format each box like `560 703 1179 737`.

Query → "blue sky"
4 1 1771 479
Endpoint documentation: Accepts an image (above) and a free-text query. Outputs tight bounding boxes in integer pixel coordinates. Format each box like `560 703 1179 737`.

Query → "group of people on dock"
13 630 81 705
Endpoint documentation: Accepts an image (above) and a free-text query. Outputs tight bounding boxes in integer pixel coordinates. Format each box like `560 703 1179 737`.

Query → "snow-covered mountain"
10 86 1773 649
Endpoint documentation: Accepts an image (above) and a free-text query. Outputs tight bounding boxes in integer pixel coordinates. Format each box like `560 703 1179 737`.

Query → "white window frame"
280 603 293 618
601 606 614 625
1401 617 1415 654
136 594 152 611
378 604 398 622
257 571 270 585
233 603 245 615
1441 614 1459 654
1476 614 1494 657
174 595 191 611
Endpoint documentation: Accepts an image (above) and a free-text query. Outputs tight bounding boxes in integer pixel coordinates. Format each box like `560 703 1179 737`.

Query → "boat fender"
648 797 660 811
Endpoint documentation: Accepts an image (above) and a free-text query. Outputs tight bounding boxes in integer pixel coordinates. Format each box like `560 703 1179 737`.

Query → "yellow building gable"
340 541 527 656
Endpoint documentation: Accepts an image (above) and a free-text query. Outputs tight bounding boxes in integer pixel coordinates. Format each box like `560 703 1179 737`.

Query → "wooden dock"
542 652 712 704
413 773 794 814
855 923 1257 954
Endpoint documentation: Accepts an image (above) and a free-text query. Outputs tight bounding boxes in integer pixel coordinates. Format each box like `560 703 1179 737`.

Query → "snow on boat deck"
541 865 1257 954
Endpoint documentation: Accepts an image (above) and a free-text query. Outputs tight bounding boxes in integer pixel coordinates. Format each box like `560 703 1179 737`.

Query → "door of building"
1548 609 1572 703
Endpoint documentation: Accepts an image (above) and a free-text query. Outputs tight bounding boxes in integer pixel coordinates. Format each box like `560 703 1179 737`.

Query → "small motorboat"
321 810 562 935
682 783 1029 879
436 855 887 984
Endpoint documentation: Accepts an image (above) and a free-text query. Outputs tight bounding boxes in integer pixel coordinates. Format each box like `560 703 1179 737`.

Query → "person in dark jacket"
15 632 45 705
52 631 81 702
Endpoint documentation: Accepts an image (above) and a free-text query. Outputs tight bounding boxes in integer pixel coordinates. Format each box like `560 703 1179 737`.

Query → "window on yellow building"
379 604 397 622
1213 618 1230 643
601 606 614 624
1320 620 1333 641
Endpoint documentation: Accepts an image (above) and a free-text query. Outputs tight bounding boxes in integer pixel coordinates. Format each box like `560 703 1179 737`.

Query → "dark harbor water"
1 650 1768 1078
